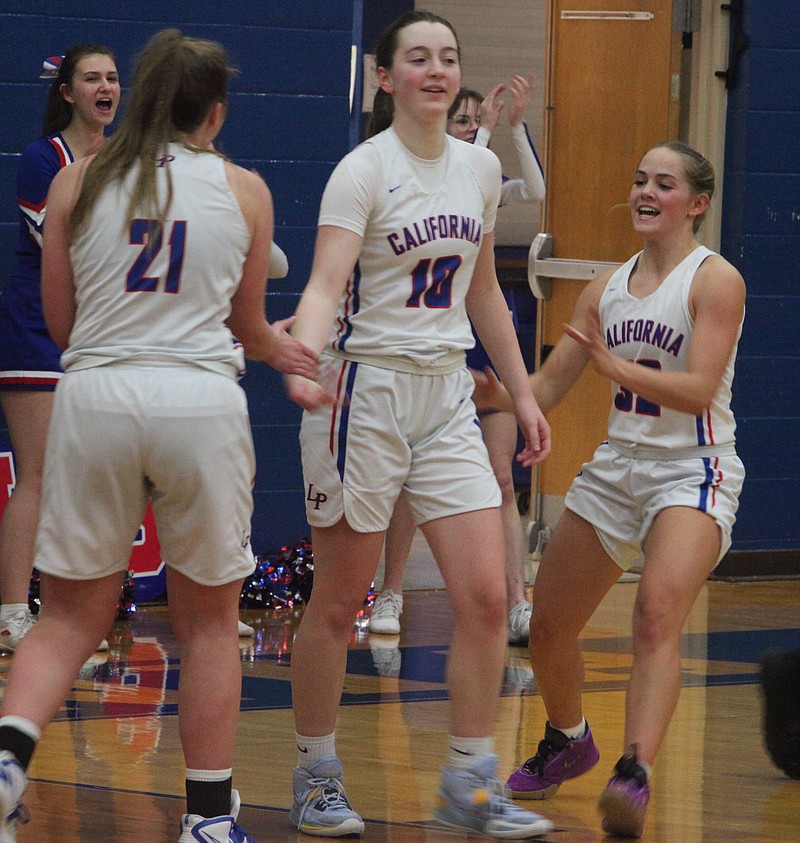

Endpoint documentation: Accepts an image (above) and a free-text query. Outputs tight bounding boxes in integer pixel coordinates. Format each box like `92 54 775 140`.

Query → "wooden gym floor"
2 578 799 842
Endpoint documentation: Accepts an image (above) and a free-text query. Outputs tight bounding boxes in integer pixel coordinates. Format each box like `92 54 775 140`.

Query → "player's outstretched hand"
266 316 319 379
284 373 337 412
563 313 615 379
516 403 551 467
470 366 512 412
507 74 534 127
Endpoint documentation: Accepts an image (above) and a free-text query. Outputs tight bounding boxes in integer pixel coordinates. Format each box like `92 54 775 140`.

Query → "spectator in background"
0 44 120 654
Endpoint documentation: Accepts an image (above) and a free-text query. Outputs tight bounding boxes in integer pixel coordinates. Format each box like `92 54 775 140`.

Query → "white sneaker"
434 754 553 838
368 634 401 676
238 619 255 637
508 601 532 646
368 590 403 635
0 613 36 655
290 756 364 837
505 657 535 692
0 612 109 655
0 751 29 843
179 788 258 842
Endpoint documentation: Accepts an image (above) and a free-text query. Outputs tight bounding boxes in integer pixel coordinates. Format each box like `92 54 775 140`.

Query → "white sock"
554 718 586 740
447 735 494 770
185 767 233 782
635 758 653 781
0 604 29 622
295 731 336 767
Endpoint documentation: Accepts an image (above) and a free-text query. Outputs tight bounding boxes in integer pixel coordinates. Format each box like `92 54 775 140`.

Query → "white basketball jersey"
599 245 740 452
318 127 501 373
64 144 250 377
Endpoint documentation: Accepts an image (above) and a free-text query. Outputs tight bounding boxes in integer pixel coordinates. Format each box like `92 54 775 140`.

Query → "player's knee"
528 607 566 657
455 583 506 636
631 596 678 652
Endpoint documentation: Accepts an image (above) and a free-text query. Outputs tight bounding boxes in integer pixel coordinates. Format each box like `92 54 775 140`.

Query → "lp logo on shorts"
306 484 327 510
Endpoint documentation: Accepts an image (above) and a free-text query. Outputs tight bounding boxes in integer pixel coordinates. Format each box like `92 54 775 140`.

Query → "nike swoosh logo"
563 751 587 770
451 747 474 755
389 184 403 193
297 745 309 753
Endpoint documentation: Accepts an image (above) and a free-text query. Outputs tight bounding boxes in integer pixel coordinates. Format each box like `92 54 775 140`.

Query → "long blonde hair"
69 29 235 240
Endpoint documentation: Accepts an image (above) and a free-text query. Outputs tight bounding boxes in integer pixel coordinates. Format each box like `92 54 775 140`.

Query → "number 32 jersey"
318 127 502 374
599 245 741 453
63 144 250 378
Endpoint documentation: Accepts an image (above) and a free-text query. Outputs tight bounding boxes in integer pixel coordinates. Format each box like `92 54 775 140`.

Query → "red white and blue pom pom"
28 539 369 621
239 539 374 616
240 540 315 611
40 55 63 79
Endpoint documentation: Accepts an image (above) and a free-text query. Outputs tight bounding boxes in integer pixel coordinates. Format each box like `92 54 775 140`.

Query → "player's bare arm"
285 225 363 411
41 162 83 349
225 165 318 378
467 234 551 463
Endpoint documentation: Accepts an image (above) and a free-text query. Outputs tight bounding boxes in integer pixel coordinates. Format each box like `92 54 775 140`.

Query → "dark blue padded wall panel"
732 357 800 420
743 0 800 49
252 491 312 553
0 2 356 551
734 479 800 552
721 3 800 554
736 235 800 297
733 418 800 480
738 173 800 234
3 1 350 28
252 426 306 491
240 356 303 428
737 296 800 358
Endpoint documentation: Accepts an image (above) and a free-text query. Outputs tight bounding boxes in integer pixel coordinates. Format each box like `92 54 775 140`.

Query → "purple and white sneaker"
507 721 600 799
597 754 650 838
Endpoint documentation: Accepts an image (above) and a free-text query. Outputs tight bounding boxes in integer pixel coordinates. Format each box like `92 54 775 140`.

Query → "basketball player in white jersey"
371 73 547 646
0 29 318 843
284 10 553 840
494 141 746 838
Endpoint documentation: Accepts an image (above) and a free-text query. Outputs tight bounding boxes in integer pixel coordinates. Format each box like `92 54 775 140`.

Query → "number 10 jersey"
317 127 502 375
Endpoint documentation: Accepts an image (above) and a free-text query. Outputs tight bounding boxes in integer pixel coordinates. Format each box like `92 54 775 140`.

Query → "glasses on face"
449 114 480 128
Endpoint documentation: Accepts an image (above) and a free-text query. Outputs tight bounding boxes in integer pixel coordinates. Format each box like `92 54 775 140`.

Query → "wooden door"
539 0 681 497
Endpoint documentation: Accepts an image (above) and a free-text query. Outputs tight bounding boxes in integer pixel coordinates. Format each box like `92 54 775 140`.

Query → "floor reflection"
0 580 798 842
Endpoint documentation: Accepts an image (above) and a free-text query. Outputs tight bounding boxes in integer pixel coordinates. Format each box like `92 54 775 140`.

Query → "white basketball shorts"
300 358 501 532
565 440 745 570
35 364 256 585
